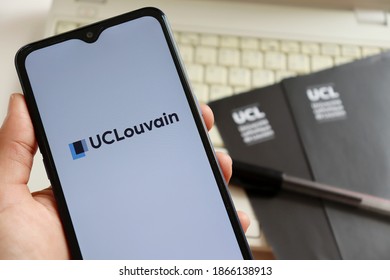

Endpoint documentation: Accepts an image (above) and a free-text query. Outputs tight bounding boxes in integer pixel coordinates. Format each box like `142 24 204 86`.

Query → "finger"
200 104 214 131
0 94 36 196
216 151 232 183
237 211 250 233
215 152 249 232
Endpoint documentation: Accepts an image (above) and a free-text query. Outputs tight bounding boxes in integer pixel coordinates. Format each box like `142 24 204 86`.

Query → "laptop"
43 0 390 258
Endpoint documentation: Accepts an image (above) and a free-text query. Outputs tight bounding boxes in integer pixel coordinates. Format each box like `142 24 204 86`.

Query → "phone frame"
15 7 252 260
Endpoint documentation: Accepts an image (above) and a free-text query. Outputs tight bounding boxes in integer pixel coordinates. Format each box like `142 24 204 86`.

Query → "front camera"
86 32 94 39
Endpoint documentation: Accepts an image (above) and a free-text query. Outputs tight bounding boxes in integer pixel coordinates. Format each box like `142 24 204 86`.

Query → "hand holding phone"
14 8 252 259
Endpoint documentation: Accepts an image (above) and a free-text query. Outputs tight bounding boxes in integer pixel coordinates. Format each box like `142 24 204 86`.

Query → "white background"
0 260 387 279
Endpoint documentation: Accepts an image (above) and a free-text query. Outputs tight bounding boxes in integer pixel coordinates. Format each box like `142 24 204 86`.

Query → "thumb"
0 94 37 197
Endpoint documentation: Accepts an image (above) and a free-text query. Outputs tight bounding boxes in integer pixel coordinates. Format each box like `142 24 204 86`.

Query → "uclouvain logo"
68 112 180 160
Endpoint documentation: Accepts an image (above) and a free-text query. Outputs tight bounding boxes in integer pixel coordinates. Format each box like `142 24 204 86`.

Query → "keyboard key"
362 47 381 57
281 41 300 53
220 36 240 48
234 86 252 94
200 34 219 47
321 43 341 56
242 50 263 69
275 70 296 82
219 48 240 67
229 67 251 87
185 64 204 83
205 65 228 85
173 32 180 41
180 32 199 45
288 53 310 73
264 52 287 70
209 85 233 101
311 55 334 71
246 219 261 238
178 45 194 63
77 6 97 18
209 127 224 147
240 37 259 50
341 45 361 58
334 56 354 65
56 21 79 34
195 47 217 64
260 39 280 51
252 69 275 87
301 42 320 55
191 83 209 103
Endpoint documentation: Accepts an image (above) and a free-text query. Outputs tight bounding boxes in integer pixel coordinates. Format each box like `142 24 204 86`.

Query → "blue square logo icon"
69 139 88 160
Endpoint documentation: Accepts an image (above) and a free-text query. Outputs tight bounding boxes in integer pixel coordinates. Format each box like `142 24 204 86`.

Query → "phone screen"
20 12 247 259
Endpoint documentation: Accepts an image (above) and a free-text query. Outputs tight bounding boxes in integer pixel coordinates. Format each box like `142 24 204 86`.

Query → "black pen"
231 160 390 217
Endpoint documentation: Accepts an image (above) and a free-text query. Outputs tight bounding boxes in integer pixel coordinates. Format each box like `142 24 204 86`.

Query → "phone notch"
79 26 104 43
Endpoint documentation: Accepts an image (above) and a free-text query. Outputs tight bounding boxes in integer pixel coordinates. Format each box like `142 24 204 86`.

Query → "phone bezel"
15 7 253 260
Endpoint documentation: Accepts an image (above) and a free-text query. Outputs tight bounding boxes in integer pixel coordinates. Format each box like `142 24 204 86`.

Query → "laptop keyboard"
176 32 383 94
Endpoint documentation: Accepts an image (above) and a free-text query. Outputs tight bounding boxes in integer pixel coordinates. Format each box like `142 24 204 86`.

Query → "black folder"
209 52 390 259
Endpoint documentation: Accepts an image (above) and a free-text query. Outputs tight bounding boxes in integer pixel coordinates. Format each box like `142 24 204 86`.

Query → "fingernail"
7 94 14 114
7 94 19 116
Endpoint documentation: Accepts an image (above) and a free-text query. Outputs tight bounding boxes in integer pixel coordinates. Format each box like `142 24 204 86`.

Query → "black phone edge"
15 7 253 260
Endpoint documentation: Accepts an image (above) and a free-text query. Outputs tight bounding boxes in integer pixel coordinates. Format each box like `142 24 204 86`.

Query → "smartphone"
15 8 252 260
